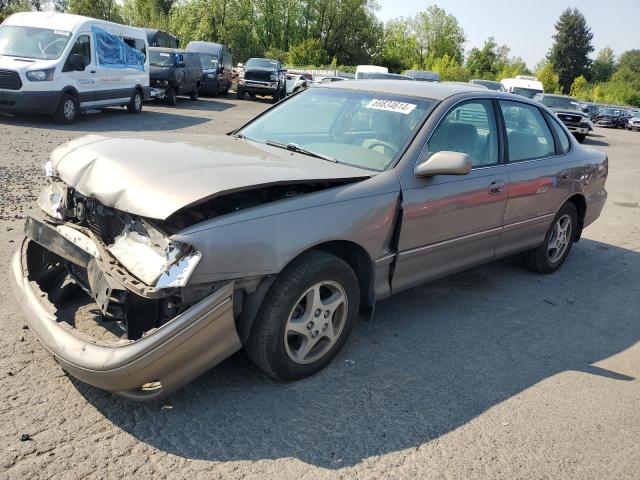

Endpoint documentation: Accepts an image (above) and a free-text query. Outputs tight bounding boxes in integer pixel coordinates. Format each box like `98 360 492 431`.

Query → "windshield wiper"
265 140 337 162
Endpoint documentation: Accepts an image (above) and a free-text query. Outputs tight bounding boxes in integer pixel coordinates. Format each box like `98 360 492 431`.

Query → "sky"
376 0 639 69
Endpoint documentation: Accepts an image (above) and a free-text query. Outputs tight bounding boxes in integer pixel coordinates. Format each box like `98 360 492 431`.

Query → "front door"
393 99 508 292
62 33 94 107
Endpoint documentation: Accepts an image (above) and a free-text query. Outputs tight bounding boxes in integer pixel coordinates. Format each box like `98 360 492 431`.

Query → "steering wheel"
365 140 399 156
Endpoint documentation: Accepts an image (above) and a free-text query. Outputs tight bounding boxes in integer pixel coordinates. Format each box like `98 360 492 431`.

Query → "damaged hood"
50 134 373 220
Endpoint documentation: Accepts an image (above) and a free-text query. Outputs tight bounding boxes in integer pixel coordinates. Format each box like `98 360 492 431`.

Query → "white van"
0 12 149 123
355 65 388 79
500 75 544 99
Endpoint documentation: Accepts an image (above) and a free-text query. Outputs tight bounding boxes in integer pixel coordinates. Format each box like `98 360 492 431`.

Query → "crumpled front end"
10 190 242 400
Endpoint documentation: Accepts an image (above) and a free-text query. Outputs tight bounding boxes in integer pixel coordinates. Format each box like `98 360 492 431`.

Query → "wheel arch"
565 193 587 241
236 239 375 344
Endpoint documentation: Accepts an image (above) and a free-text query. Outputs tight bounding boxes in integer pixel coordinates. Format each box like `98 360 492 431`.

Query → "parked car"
626 115 640 131
593 107 622 128
580 103 600 121
470 79 506 91
285 74 307 95
10 82 608 400
404 70 440 82
501 75 544 98
145 28 179 48
185 41 233 97
149 48 202 105
237 57 287 103
0 11 149 123
533 93 590 142
358 72 414 80
318 76 346 83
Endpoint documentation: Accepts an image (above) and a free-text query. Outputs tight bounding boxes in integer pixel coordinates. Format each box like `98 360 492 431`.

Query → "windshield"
149 50 176 67
600 108 616 115
512 87 543 99
238 88 434 172
0 25 71 60
199 53 218 71
543 96 579 110
246 58 278 70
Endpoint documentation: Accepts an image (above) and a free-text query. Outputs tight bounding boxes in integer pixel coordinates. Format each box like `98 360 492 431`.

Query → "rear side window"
499 101 555 162
428 99 499 167
545 112 571 154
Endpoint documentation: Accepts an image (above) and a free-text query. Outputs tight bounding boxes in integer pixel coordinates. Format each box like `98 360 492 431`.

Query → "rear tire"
521 202 578 274
53 93 78 124
246 251 360 381
126 89 143 113
165 87 177 106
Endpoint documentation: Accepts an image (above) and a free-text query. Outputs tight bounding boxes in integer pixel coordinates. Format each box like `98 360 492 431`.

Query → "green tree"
287 38 329 66
68 0 122 21
569 75 590 99
0 0 30 22
536 62 562 93
377 17 420 73
617 49 640 75
466 37 511 80
431 53 470 81
412 6 465 67
264 47 288 64
122 0 173 29
591 47 616 83
496 56 529 80
547 7 594 93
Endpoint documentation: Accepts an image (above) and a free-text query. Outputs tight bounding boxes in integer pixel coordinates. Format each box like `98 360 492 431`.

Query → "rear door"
495 99 574 257
393 99 509 292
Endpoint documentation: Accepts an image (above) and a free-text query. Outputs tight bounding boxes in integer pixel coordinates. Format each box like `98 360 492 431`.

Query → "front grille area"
0 69 22 90
83 202 127 246
244 70 272 82
558 114 582 124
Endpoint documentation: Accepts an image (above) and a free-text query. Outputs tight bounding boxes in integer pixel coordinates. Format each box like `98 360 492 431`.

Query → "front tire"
521 202 578 274
271 86 281 103
236 86 245 100
126 89 143 113
189 89 199 101
53 93 78 124
574 133 586 143
165 87 177 106
246 251 360 381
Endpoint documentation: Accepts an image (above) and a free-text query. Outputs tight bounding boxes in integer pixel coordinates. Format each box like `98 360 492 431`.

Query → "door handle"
488 180 506 195
90 70 96 73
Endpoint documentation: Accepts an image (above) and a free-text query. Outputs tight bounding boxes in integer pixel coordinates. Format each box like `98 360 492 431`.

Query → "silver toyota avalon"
10 81 608 400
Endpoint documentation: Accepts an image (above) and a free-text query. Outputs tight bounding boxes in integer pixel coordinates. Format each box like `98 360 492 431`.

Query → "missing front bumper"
9 229 242 401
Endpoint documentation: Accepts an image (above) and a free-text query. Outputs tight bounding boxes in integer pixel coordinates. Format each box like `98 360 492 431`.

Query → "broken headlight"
107 218 201 288
37 181 68 220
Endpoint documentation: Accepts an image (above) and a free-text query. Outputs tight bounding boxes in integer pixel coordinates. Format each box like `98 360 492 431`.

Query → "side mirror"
414 150 472 177
70 54 85 71
280 68 288 73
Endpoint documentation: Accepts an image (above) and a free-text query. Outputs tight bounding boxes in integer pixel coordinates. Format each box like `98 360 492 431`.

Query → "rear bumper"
0 89 61 115
9 222 242 401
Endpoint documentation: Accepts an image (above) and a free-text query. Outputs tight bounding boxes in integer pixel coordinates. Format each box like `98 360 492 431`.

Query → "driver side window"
63 35 91 72
428 99 499 167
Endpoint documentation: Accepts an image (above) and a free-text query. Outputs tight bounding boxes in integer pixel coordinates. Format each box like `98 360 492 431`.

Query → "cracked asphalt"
1 97 639 479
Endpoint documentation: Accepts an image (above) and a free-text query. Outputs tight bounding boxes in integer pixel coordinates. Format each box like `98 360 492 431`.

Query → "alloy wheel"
547 214 572 263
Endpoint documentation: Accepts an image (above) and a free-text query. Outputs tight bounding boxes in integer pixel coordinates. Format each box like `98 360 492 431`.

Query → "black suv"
237 58 287 103
533 93 590 143
149 48 203 105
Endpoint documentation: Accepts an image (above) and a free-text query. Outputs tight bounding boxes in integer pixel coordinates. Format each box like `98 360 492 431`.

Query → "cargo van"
500 75 544 98
0 12 149 123
185 41 233 96
355 65 388 79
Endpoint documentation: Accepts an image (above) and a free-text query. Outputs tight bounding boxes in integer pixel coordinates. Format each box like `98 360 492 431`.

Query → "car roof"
322 79 496 100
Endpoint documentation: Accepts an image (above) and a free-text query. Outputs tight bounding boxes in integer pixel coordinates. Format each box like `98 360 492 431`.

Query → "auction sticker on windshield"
366 99 417 114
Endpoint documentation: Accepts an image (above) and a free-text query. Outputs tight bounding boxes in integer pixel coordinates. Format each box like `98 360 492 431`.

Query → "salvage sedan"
10 81 608 400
